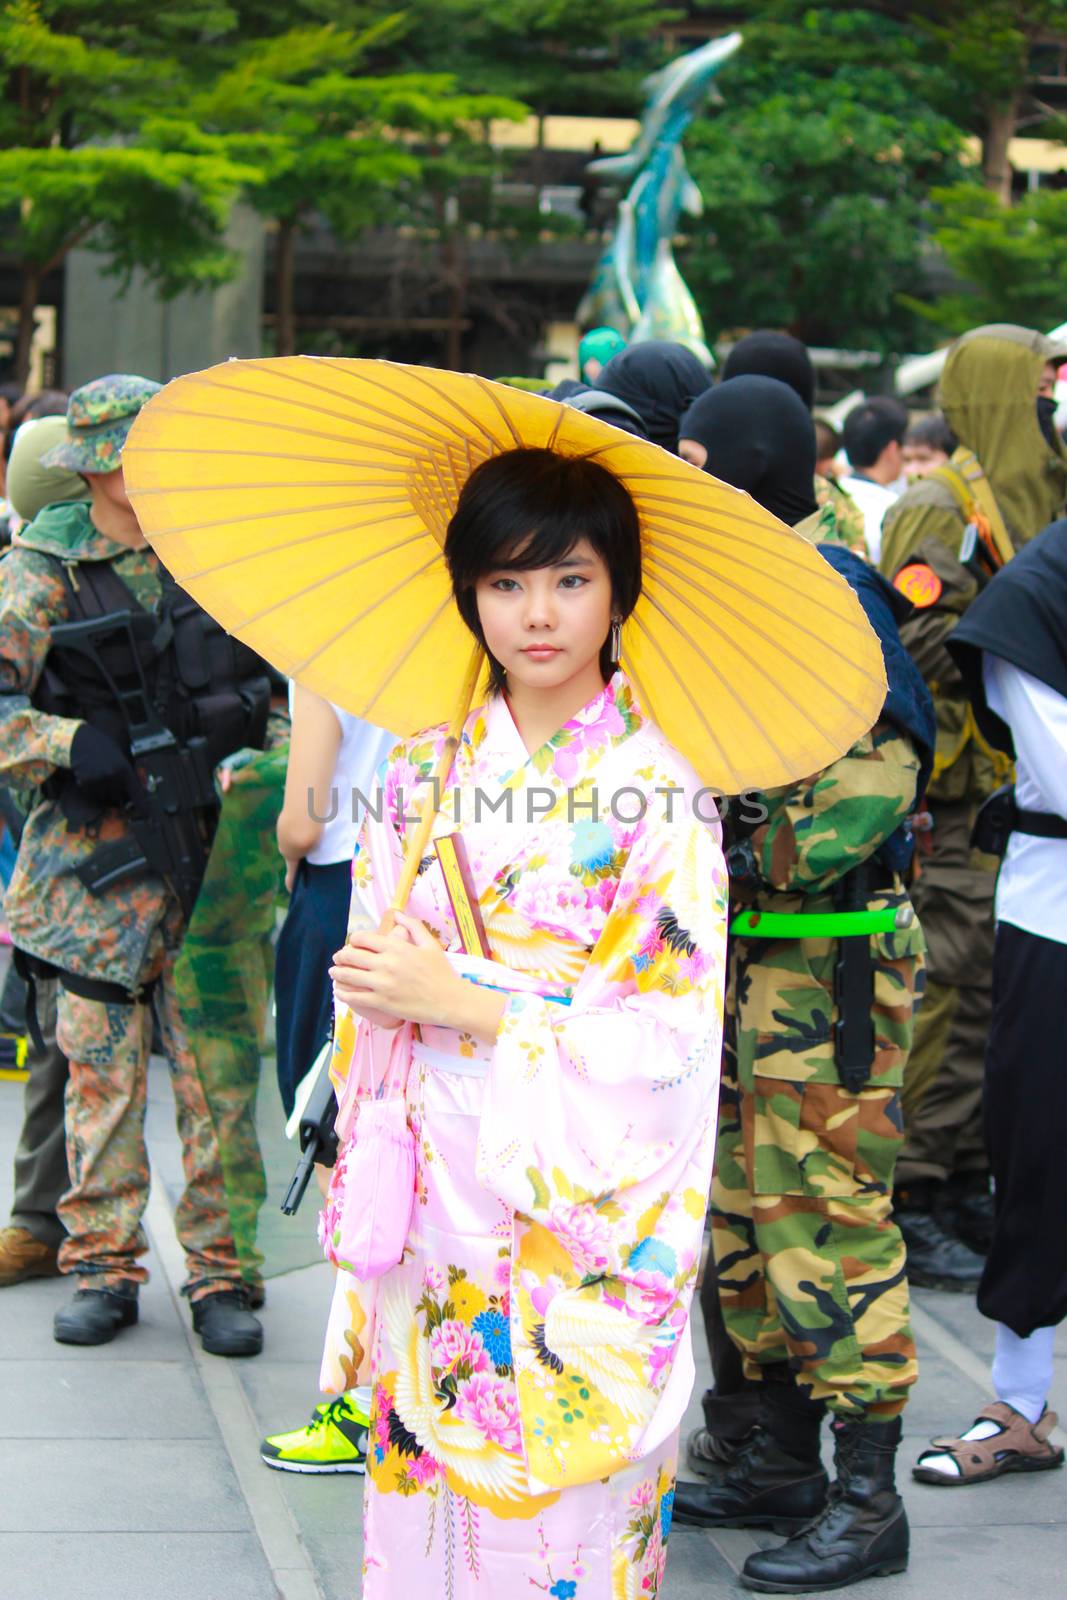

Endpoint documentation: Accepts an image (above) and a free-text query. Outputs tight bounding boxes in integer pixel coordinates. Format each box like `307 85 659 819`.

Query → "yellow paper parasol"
123 356 886 798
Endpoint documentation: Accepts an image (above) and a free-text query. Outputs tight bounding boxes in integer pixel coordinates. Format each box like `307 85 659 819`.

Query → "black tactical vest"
34 556 274 787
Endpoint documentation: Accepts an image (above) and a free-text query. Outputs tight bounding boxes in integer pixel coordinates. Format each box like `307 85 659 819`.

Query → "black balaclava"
596 340 711 452
679 374 819 527
1037 395 1060 450
721 330 816 412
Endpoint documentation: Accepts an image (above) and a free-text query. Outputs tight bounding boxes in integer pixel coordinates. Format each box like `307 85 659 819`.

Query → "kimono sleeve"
476 807 726 1236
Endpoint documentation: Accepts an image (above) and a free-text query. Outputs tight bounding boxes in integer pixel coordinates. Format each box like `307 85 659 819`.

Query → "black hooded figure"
937 521 1067 1367
678 374 818 527
595 340 711 453
720 330 816 413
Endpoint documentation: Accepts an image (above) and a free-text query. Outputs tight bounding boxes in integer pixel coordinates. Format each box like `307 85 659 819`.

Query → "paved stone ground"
2 1055 1066 1600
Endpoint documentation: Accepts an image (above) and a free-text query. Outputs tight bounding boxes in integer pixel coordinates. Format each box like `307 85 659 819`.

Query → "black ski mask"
678 375 819 527
720 330 816 412
596 341 711 453
1037 395 1060 450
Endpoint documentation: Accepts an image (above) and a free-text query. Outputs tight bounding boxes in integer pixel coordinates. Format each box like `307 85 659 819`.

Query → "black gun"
49 612 219 919
282 1051 340 1216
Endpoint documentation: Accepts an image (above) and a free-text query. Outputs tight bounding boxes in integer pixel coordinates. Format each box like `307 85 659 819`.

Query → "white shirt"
287 683 398 867
839 474 900 566
983 656 1067 946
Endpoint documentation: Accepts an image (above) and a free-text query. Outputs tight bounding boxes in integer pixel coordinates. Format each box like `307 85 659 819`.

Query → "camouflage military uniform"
813 474 868 557
711 724 925 1420
0 493 251 1300
173 746 288 1289
796 498 862 555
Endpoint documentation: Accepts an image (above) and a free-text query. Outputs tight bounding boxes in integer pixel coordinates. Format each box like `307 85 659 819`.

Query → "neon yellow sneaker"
260 1392 369 1475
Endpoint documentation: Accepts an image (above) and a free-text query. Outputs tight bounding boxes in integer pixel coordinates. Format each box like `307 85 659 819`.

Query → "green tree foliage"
0 0 255 381
188 20 525 354
0 143 254 373
352 0 679 117
877 1 1067 200
904 181 1067 335
680 3 966 355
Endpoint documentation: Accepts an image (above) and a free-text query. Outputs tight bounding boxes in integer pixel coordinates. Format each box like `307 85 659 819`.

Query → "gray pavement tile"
237 1358 329 1433
666 1527 748 1597
0 1531 279 1600
0 1440 255 1533
897 1356 994 1438
914 1287 998 1365
254 1262 338 1364
901 1462 1067 1528
11 1065 1067 1597
829 1522 1067 1600
267 1469 364 1541
302 1531 365 1600
0 1358 214 1439
0 1270 194 1361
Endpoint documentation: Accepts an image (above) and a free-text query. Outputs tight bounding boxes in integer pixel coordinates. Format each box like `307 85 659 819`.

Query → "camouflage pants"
56 906 240 1300
173 748 288 1287
711 917 923 1420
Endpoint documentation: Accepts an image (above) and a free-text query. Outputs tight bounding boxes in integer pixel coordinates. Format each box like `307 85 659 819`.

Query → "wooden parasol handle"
380 642 484 931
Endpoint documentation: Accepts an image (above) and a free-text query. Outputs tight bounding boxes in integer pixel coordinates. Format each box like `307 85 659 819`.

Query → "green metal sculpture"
577 33 741 365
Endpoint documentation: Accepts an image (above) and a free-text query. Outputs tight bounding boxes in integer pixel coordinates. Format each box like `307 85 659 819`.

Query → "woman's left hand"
330 912 464 1028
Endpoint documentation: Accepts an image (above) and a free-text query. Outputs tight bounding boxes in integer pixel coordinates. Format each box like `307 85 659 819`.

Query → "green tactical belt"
729 906 913 939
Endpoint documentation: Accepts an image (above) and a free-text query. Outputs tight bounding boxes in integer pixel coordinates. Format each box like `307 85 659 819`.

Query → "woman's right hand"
333 920 412 1029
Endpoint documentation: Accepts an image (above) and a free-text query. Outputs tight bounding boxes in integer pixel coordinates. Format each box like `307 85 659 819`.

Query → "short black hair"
842 396 908 469
904 413 957 456
444 447 642 694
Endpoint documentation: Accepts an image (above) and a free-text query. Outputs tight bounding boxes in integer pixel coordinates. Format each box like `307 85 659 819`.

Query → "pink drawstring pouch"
327 1099 415 1279
319 1012 416 1280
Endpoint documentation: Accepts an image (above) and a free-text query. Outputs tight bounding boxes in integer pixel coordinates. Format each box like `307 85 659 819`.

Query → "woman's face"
475 537 614 693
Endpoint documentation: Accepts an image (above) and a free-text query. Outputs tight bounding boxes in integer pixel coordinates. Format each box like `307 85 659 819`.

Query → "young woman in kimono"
323 446 727 1598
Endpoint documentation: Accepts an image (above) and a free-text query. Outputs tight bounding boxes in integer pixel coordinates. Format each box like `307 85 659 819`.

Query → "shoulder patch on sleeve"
893 563 942 607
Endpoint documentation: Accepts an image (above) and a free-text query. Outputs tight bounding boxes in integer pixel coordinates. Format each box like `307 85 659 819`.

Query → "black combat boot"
54 1281 139 1346
894 1180 985 1290
191 1286 263 1357
686 1385 761 1480
673 1383 828 1532
939 1171 994 1257
741 1415 909 1594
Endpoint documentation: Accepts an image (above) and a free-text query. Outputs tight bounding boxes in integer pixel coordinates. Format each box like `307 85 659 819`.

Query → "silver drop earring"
609 617 622 665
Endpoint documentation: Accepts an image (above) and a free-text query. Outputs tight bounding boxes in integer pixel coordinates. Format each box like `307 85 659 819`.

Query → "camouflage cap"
41 373 162 475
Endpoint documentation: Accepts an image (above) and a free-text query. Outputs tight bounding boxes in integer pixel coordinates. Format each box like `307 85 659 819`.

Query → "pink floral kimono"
320 673 727 1598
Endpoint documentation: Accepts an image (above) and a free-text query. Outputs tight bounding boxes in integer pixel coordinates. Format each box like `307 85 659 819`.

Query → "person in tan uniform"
879 324 1067 1288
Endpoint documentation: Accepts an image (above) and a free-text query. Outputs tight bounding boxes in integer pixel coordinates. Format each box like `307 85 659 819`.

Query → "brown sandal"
914 1401 1065 1487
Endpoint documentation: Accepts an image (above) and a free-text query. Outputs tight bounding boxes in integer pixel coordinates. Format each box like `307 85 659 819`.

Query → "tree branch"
40 220 97 277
